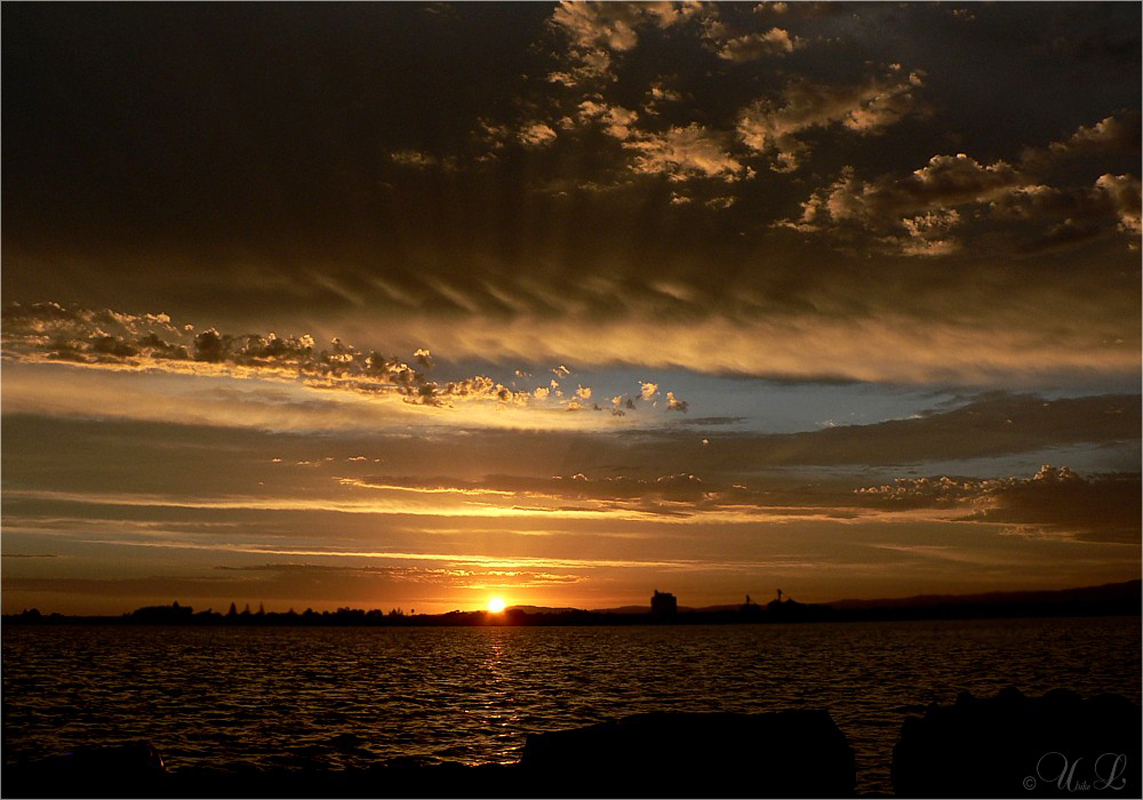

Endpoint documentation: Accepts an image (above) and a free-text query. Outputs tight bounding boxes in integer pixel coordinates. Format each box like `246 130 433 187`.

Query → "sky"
2 2 1140 615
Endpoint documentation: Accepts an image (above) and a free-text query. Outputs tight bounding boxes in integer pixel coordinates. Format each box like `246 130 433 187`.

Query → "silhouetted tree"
651 590 678 618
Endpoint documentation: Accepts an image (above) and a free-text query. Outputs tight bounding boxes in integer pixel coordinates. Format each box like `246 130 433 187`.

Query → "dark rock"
892 688 1141 797
5 741 166 797
521 710 855 797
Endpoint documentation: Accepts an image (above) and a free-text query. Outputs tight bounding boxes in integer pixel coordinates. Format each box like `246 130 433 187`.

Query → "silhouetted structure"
650 590 677 618
130 602 194 624
766 590 819 622
892 688 1141 797
2 580 1139 628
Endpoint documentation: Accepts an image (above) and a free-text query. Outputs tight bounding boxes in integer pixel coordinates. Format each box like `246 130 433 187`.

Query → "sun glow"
487 597 507 613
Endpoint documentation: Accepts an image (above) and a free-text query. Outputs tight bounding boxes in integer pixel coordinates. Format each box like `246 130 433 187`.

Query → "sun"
487 597 507 613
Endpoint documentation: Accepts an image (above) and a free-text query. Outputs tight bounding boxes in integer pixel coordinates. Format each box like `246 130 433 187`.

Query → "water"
3 617 1139 794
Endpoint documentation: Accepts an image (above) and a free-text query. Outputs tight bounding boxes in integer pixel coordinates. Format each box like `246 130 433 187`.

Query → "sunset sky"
3 2 1140 615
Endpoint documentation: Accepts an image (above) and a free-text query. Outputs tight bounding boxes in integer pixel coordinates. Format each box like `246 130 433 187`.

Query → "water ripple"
3 618 1139 795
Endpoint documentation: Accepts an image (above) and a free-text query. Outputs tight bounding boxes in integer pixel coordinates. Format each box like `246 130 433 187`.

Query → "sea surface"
3 617 1139 795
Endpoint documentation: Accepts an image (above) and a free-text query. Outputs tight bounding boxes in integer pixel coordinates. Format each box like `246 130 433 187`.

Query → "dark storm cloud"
782 111 1142 256
781 153 1022 255
736 65 927 171
546 1 704 86
1 2 1138 379
1021 111 1141 168
328 447 1143 536
856 466 1141 544
1095 173 1143 236
712 27 805 63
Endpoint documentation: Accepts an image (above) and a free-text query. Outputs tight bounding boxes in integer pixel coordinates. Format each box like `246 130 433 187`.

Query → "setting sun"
487 597 507 614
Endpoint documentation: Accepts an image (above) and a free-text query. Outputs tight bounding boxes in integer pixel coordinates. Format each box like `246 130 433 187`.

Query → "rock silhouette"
521 710 855 797
6 741 166 797
4 712 854 798
892 688 1141 797
10 697 1140 798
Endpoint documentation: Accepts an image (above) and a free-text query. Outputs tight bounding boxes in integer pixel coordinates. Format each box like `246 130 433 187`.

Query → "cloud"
1022 111 1141 168
738 66 925 170
643 80 683 113
577 100 641 140
0 302 534 410
214 562 587 591
857 466 1141 544
783 155 1141 255
413 348 434 368
570 99 748 185
1004 174 1140 252
518 122 558 147
716 27 804 62
626 123 748 182
550 2 701 53
665 391 689 412
987 175 1140 253
781 154 1023 253
630 393 1141 472
782 110 1142 255
2 562 589 604
551 2 644 54
343 470 844 522
795 155 1023 226
335 464 1137 533
1095 173 1142 235
389 149 456 171
547 2 701 86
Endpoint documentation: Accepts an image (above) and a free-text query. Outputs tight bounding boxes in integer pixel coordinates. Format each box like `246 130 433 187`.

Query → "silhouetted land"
4 580 1138 627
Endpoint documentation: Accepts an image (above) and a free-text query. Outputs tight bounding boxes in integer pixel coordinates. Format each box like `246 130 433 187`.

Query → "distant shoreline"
5 579 1139 628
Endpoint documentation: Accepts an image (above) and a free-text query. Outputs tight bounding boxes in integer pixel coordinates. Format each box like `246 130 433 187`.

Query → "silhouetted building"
650 590 677 617
768 588 799 612
741 594 763 617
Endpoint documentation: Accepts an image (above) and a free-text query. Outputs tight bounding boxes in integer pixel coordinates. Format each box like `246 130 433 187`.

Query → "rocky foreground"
4 690 1139 798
